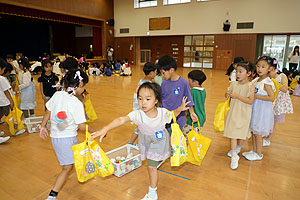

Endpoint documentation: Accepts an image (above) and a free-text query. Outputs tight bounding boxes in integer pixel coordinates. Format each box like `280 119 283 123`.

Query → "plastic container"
24 116 51 133
106 144 142 177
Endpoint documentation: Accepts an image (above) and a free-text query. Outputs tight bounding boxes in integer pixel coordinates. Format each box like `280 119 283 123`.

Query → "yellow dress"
223 82 252 139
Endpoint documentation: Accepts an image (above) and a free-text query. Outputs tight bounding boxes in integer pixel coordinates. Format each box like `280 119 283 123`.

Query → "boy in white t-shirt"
0 58 13 143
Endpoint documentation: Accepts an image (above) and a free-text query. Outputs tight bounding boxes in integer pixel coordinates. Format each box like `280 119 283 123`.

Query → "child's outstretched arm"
188 106 199 122
173 96 191 117
229 84 255 104
40 109 51 140
90 116 130 142
4 90 14 110
279 75 288 93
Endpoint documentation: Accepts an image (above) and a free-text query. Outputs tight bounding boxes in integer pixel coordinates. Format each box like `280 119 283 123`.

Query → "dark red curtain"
93 27 102 56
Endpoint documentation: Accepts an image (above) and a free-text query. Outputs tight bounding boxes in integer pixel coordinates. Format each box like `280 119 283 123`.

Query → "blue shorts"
51 136 78 166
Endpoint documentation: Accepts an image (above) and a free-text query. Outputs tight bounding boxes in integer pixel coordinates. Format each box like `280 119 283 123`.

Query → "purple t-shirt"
161 76 194 127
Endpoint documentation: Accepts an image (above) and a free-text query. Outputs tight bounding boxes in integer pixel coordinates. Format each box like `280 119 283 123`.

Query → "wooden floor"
1 66 300 200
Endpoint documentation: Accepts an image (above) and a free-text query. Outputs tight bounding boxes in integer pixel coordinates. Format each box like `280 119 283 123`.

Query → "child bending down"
90 82 190 200
40 69 89 200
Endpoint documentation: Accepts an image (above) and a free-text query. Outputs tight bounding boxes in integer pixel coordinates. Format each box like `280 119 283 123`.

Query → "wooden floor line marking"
245 161 253 200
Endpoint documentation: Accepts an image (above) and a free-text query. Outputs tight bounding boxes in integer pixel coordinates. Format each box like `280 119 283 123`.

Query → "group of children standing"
224 56 293 170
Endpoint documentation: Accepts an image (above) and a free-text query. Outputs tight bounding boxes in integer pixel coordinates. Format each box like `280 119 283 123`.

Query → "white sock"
237 145 243 152
148 186 157 198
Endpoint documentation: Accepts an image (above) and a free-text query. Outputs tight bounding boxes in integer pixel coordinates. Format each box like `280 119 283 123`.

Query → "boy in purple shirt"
158 55 198 129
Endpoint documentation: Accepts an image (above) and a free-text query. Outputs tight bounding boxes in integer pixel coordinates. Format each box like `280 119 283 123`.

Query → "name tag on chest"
155 130 164 140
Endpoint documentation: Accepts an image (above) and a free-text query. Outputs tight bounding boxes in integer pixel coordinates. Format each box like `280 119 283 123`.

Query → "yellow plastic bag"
84 95 98 123
289 75 299 93
170 111 188 167
187 122 211 166
214 98 230 132
14 76 21 109
72 125 114 182
272 78 287 101
5 95 25 135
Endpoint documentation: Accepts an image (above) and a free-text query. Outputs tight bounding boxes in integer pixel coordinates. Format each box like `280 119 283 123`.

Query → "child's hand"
190 111 198 122
90 129 108 142
40 127 49 140
230 92 239 99
225 92 231 98
178 96 191 112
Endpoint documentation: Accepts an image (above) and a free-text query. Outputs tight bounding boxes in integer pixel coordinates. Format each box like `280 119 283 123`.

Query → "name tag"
155 130 164 140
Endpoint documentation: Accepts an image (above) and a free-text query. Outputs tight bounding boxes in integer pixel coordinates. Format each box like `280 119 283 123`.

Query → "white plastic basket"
106 144 142 177
24 116 51 133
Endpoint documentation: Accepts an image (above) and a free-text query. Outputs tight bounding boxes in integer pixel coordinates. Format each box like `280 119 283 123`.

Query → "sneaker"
45 196 57 200
244 152 263 161
0 136 10 144
0 131 4 137
263 139 271 147
141 193 157 200
15 129 26 136
230 155 239 170
227 148 241 158
242 150 254 157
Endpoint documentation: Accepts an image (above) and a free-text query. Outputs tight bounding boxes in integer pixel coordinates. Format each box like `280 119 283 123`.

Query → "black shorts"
0 105 10 117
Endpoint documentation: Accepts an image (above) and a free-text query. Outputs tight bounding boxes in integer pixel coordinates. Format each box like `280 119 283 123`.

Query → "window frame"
134 0 158 8
163 0 191 6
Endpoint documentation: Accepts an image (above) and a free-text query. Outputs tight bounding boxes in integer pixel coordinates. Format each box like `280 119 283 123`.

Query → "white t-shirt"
128 108 172 130
288 51 300 64
0 75 11 106
252 77 276 96
230 69 236 82
46 91 86 138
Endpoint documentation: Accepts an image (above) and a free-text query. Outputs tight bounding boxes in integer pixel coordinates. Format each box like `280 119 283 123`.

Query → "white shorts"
51 136 78 166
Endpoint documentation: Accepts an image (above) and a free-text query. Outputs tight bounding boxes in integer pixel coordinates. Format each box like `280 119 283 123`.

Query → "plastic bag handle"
192 121 202 136
85 124 98 170
171 111 176 123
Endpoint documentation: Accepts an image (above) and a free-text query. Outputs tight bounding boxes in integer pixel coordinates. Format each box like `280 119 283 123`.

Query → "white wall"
114 0 300 37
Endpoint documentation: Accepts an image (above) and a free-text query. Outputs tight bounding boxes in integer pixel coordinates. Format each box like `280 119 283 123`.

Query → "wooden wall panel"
149 36 184 67
0 0 114 20
114 37 135 65
213 34 257 70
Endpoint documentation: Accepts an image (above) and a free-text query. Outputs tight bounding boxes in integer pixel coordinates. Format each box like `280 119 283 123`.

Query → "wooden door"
215 50 232 70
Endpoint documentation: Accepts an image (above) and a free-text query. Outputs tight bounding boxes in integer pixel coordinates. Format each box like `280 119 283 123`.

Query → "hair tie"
74 71 83 82
67 87 76 95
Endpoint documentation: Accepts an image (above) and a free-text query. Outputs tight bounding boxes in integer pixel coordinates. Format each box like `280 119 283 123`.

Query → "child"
6 54 17 90
120 59 132 76
223 61 255 169
183 69 207 135
104 65 112 76
40 69 89 200
242 56 275 161
265 60 293 146
90 82 190 200
225 57 244 82
158 55 198 131
53 58 62 76
129 62 157 144
293 76 300 96
0 58 13 142
38 59 59 106
18 58 36 118
115 59 121 73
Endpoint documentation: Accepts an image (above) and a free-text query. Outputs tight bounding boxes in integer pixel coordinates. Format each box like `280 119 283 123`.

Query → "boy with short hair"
129 62 157 144
0 58 14 143
158 55 198 130
183 69 207 134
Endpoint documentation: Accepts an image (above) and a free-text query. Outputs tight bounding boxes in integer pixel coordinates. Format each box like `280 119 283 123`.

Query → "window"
134 0 157 8
163 0 191 5
184 35 214 68
197 0 215 2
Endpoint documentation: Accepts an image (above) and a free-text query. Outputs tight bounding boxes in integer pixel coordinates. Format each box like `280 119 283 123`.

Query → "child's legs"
230 139 237 150
147 165 158 188
29 109 34 116
52 164 73 192
254 134 263 155
237 139 244 146
22 110 29 118
252 133 257 152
